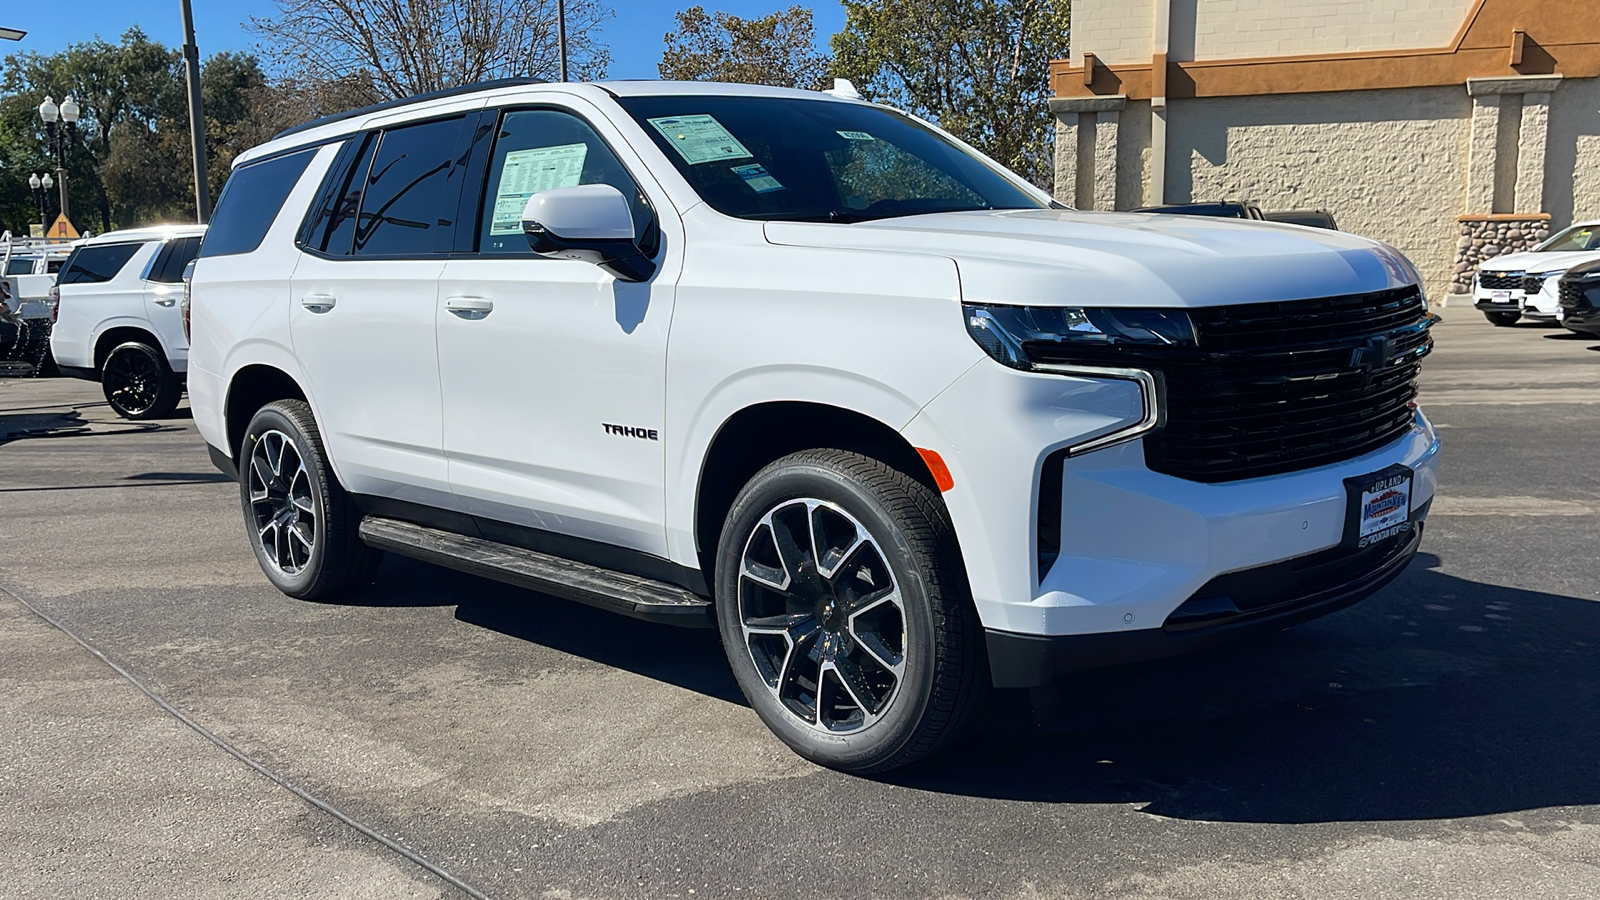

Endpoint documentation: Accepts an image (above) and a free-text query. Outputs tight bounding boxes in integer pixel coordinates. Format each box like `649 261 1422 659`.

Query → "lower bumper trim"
985 521 1424 688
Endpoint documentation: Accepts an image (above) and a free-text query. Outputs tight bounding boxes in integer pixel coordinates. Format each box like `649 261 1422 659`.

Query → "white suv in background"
51 225 205 418
1473 220 1600 325
188 80 1441 773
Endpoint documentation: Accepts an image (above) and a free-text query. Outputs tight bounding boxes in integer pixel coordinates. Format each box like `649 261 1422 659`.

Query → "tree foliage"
251 0 613 105
0 30 275 234
659 5 829 90
831 0 1069 189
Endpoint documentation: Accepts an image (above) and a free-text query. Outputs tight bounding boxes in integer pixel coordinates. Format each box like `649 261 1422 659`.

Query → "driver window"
477 109 655 254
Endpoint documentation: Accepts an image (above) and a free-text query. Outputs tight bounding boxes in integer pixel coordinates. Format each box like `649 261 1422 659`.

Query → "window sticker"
489 143 589 235
837 130 876 141
731 163 785 194
647 114 753 164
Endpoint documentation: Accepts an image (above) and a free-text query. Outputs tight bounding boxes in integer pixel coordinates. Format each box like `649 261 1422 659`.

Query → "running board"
357 517 714 628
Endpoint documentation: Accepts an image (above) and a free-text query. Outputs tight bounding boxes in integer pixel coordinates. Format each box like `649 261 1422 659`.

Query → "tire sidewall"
715 459 941 771
239 404 333 598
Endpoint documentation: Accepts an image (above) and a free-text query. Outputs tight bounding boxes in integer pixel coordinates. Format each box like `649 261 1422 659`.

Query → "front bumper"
986 518 1424 687
1560 306 1600 336
901 358 1441 675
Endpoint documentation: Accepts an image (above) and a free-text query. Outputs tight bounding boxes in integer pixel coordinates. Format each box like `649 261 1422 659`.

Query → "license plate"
1343 464 1414 549
1489 290 1513 301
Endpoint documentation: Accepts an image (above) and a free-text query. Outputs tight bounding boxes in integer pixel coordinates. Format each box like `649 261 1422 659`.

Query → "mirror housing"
522 184 655 282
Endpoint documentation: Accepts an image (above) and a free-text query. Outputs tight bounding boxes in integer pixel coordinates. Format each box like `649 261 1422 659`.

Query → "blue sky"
0 1 847 80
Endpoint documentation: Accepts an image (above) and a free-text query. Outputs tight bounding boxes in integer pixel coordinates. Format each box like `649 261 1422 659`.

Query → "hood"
764 208 1420 308
1477 249 1600 275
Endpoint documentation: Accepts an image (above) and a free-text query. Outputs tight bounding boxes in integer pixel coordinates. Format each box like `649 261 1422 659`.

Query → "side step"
357 517 714 628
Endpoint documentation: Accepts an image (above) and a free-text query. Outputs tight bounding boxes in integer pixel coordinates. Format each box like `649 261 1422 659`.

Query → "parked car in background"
1135 202 1340 230
50 225 205 418
189 79 1439 774
1 233 76 373
1262 209 1340 230
1556 257 1600 338
1473 219 1600 326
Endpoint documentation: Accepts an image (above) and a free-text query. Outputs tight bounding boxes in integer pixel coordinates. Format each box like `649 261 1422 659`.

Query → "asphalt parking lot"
2 303 1598 899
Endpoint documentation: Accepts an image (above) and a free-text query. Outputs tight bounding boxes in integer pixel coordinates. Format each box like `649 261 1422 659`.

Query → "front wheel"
101 341 180 419
1484 311 1521 327
240 400 379 599
715 449 987 774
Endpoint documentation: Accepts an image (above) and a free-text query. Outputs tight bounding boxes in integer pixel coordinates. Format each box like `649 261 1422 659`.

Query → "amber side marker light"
916 448 956 492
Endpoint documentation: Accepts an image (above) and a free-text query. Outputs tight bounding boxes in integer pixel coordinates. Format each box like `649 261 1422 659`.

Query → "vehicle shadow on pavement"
890 552 1600 823
363 554 746 703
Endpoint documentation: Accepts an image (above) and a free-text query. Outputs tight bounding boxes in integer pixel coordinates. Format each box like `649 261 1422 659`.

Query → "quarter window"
58 243 144 285
200 148 316 258
353 116 467 257
477 109 655 254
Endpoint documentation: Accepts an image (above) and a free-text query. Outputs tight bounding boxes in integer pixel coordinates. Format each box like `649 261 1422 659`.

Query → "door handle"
301 294 337 313
445 296 494 319
152 298 177 307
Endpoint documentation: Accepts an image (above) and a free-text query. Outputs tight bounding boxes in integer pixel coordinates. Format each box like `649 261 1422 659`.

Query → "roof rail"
273 77 549 141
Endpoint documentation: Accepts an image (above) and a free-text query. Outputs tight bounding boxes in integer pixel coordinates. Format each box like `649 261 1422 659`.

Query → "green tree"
831 0 1069 189
660 5 829 90
0 30 278 234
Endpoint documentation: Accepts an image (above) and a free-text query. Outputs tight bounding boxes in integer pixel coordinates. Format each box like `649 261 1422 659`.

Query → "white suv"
1473 220 1600 325
51 225 205 418
188 81 1441 773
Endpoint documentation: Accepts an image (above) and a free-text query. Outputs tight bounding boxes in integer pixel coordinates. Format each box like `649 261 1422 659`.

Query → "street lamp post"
28 172 53 232
38 94 80 228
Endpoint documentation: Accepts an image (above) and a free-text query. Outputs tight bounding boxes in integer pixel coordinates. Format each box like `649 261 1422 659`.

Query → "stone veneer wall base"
1450 214 1551 296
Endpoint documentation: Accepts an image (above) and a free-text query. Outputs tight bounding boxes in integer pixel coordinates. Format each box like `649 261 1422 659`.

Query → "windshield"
1537 224 1600 252
616 95 1048 223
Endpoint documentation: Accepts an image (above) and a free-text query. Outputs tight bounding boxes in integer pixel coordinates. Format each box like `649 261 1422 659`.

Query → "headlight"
963 304 1196 370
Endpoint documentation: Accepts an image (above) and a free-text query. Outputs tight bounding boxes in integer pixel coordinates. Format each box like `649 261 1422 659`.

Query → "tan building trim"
1456 213 1551 222
1053 0 1600 100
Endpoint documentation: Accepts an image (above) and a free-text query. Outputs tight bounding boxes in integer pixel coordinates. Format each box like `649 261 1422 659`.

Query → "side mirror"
522 184 655 282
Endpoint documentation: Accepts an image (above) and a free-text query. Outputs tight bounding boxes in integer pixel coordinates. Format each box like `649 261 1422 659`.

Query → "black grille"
1523 273 1554 294
1027 287 1432 483
1477 270 1524 290
1560 277 1600 311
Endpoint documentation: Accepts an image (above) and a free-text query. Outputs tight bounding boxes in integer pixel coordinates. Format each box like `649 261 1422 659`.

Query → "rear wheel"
240 399 380 599
715 449 987 774
101 341 180 419
1484 311 1521 327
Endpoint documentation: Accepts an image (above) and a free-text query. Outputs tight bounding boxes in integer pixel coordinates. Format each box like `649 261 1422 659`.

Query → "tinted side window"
46 259 63 273
147 237 202 284
200 148 317 259
4 259 32 275
58 243 144 285
477 109 654 254
354 117 466 257
303 134 378 256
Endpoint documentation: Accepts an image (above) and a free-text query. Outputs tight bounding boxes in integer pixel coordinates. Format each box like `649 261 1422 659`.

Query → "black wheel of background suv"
240 400 380 599
1484 311 1521 327
714 449 988 774
101 341 181 419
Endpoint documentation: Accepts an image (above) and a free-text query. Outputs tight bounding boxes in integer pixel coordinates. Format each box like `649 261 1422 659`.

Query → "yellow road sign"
49 214 79 239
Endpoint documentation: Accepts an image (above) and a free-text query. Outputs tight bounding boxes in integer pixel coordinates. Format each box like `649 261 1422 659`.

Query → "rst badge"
1343 463 1414 549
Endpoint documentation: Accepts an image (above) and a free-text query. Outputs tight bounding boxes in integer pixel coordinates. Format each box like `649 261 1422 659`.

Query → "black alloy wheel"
101 341 180 419
716 449 987 774
240 399 380 599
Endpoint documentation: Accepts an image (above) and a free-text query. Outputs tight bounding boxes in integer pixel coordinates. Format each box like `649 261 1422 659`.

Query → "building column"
1464 93 1500 215
1515 91 1551 214
1093 110 1120 211
1049 96 1128 210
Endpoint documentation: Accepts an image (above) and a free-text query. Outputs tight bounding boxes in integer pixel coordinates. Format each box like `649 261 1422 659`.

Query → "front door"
437 105 681 557
290 114 473 507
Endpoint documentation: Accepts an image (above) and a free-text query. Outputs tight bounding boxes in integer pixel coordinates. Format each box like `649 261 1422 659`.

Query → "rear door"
289 112 477 507
140 235 201 369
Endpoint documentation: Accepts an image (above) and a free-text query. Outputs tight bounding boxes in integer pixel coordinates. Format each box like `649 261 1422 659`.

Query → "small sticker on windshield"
731 163 785 194
837 130 875 141
647 114 753 164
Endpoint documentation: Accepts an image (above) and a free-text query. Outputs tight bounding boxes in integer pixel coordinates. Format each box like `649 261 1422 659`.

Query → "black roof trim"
273 77 548 140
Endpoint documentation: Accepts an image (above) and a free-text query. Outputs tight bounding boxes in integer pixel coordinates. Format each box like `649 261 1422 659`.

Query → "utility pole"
180 0 211 222
557 0 568 82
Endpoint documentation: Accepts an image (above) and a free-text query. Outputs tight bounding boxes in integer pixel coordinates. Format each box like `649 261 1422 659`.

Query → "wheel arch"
93 325 166 372
225 364 309 461
692 401 947 579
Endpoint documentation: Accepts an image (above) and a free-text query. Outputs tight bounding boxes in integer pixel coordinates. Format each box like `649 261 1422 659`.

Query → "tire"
1484 311 1521 327
101 341 181 419
239 399 380 600
715 449 988 774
